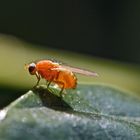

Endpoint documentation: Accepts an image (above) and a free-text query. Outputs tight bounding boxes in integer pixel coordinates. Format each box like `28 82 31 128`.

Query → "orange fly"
26 60 98 95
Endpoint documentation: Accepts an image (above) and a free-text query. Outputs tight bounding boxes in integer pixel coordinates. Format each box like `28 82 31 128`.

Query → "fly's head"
25 62 37 75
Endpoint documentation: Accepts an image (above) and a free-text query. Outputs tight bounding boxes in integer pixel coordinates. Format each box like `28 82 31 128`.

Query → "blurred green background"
0 0 140 108
0 35 140 109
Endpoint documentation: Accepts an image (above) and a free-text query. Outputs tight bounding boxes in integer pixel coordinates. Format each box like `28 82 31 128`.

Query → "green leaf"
0 84 140 140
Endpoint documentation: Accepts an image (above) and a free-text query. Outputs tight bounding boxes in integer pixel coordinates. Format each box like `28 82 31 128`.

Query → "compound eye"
28 63 36 74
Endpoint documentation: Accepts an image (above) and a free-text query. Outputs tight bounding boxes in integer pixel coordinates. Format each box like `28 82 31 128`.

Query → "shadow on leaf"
32 86 73 111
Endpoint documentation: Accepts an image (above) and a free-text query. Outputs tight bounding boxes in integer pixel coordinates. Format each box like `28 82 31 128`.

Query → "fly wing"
61 65 99 77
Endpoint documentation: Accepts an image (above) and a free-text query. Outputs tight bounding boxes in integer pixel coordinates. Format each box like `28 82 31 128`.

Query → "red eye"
28 63 36 74
29 66 35 73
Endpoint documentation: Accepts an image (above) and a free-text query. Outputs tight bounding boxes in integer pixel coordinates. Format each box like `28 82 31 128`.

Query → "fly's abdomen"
55 71 77 89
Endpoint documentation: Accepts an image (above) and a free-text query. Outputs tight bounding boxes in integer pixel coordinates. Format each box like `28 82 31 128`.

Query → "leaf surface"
0 84 140 140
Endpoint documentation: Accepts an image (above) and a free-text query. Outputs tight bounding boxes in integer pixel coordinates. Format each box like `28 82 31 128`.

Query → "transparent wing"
62 65 98 77
52 65 98 77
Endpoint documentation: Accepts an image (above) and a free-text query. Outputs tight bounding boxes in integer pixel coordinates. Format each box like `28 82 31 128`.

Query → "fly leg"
59 83 65 98
47 80 52 88
46 80 49 86
46 75 55 88
46 77 55 93
54 81 65 97
34 72 41 87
